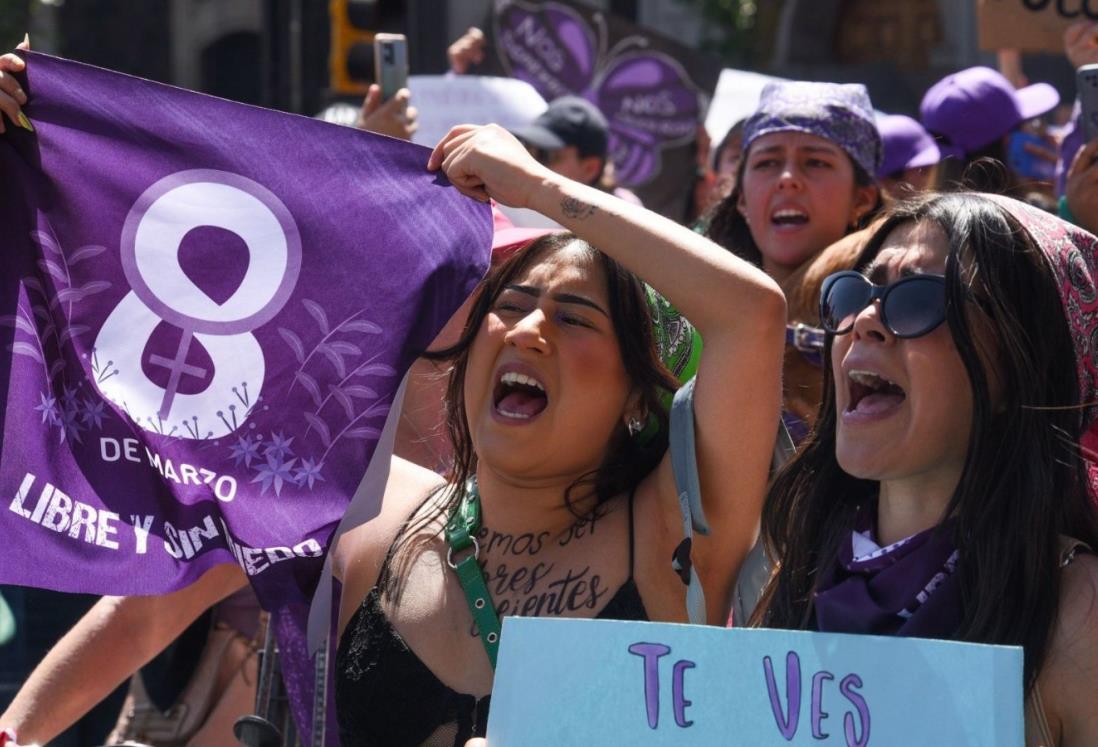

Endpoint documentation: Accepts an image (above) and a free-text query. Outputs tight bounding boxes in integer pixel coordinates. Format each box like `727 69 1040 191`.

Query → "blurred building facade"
14 0 1074 118
771 0 1073 115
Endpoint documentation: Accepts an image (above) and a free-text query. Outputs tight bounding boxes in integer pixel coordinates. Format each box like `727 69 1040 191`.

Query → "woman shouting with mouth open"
324 123 786 745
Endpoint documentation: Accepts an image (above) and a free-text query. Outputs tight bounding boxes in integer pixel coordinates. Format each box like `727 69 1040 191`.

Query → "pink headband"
983 194 1098 426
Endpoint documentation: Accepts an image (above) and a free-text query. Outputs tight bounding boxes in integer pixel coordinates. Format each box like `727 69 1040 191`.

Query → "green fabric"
444 479 480 551
645 285 702 386
1059 194 1078 226
642 286 702 442
0 591 14 646
452 551 500 668
445 480 502 668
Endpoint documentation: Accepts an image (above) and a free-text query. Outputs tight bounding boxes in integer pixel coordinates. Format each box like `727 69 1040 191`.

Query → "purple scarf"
814 504 962 639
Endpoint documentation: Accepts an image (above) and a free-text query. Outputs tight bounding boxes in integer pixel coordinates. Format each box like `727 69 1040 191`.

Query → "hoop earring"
626 416 644 437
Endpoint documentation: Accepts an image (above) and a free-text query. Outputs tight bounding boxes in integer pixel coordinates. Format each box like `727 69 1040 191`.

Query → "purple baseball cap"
742 81 882 177
877 114 941 178
920 66 1059 158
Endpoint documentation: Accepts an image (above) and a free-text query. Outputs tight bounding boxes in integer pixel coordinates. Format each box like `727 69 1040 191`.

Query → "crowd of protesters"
1 16 1098 747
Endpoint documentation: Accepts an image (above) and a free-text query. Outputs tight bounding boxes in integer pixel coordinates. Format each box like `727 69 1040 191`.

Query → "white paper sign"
409 75 548 148
704 68 787 144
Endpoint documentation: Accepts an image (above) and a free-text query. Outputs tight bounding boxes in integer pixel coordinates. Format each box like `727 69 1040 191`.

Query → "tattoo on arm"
560 197 598 220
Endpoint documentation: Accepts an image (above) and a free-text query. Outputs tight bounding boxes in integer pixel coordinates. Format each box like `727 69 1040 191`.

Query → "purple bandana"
0 52 491 741
743 81 882 178
814 504 962 639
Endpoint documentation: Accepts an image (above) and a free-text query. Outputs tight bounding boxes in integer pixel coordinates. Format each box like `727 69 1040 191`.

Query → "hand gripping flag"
0 52 492 741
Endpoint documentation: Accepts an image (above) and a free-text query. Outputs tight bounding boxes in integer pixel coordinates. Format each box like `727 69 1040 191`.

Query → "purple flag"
0 50 491 735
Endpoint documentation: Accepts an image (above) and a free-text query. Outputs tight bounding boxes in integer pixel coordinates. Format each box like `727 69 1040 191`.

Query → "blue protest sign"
488 618 1022 746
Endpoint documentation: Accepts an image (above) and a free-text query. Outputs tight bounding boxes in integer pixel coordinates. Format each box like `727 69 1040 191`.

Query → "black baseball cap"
511 95 609 159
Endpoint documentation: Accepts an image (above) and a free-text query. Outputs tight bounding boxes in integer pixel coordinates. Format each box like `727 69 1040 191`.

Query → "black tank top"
335 493 649 746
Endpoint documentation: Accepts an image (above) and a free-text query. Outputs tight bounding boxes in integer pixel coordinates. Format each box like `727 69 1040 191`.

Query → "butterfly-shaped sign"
491 0 707 188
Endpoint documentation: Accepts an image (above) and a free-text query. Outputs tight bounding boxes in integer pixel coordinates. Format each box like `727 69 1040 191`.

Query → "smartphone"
1077 64 1098 143
374 33 409 101
1008 131 1057 181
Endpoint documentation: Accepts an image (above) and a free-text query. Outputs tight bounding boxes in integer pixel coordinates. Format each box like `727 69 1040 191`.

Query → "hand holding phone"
355 85 417 141
1065 138 1098 234
1008 131 1057 181
1076 63 1098 143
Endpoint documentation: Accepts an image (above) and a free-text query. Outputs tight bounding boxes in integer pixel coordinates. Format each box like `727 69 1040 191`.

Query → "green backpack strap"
445 479 503 668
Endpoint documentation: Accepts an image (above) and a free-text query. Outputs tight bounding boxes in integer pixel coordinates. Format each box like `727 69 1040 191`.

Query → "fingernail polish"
17 111 34 132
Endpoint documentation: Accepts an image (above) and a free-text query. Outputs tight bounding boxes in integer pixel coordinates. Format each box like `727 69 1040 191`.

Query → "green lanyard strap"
445 478 502 668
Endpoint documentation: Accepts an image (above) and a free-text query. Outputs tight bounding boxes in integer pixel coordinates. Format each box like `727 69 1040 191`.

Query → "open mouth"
847 370 906 416
771 208 809 227
493 370 548 420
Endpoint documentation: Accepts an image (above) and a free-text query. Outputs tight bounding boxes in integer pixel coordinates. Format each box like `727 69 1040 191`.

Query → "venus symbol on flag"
92 169 302 440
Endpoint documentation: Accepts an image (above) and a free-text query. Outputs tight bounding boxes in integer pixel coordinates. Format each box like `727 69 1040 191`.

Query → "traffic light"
329 0 378 95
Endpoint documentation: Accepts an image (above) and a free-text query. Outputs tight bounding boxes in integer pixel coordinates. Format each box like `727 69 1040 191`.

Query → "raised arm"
430 125 786 621
0 563 246 745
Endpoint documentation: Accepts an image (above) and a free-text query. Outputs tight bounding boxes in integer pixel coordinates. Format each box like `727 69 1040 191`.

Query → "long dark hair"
712 119 746 172
930 134 1024 197
754 192 1098 691
704 150 883 267
380 232 679 598
937 150 1057 214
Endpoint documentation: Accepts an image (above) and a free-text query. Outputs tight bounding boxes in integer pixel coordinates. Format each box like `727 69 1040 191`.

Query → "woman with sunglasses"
756 192 1098 745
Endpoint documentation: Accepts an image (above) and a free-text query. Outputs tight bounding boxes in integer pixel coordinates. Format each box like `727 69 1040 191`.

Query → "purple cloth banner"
0 52 491 740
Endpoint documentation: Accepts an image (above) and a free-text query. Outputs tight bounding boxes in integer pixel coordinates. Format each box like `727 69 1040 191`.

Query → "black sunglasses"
820 270 947 339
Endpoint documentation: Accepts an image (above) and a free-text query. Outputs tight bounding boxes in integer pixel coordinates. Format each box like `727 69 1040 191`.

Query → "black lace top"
335 495 648 747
